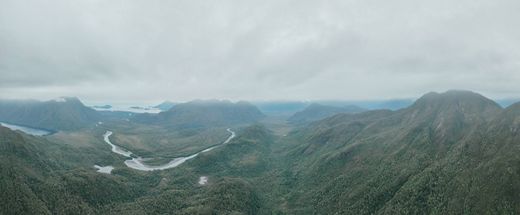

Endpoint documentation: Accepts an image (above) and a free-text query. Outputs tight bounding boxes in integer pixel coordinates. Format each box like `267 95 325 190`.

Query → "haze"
1 0 519 103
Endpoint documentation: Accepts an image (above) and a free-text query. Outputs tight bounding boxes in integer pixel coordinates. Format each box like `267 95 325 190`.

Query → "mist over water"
0 122 52 136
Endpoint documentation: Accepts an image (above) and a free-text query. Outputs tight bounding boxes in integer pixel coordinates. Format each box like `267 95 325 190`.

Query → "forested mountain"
4 90 520 214
0 125 153 214
0 97 100 131
279 90 520 213
0 125 91 214
0 124 274 214
287 103 366 124
132 100 265 128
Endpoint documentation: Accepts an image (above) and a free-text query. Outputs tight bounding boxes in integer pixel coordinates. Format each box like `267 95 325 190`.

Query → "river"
101 128 235 171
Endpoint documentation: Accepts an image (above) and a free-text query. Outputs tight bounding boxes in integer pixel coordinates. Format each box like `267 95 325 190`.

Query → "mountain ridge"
132 100 265 128
279 90 520 213
0 97 100 131
288 103 367 124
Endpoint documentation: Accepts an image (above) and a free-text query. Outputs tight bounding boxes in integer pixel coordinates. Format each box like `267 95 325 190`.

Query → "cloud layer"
1 0 519 103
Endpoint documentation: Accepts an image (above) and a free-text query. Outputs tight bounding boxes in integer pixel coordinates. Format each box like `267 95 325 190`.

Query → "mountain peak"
412 90 501 112
404 90 502 136
49 97 80 103
0 97 99 131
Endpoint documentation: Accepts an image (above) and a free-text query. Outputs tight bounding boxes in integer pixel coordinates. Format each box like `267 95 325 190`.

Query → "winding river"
102 128 236 171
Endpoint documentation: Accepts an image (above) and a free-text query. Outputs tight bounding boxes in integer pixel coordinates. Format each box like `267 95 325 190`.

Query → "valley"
102 128 236 171
2 91 520 214
3 0 517 213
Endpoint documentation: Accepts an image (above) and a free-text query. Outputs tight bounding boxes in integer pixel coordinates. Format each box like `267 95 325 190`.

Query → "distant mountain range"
253 99 414 116
495 98 520 107
133 100 265 128
0 97 100 131
287 103 366 124
153 101 177 111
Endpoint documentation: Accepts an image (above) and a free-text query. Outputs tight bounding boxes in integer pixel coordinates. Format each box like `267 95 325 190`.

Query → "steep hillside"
279 90 520 214
0 126 90 214
0 97 100 131
0 125 151 214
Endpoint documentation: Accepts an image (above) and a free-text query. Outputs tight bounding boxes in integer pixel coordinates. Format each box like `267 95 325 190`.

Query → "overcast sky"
1 0 519 103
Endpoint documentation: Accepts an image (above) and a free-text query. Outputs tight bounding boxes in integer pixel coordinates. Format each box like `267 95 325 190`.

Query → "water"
92 105 162 114
0 122 52 136
102 128 236 171
103 131 133 157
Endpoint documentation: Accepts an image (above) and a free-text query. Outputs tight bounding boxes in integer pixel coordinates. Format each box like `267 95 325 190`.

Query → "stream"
101 128 236 171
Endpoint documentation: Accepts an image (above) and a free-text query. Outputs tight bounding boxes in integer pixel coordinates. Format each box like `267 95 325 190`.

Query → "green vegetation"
132 100 265 128
0 97 100 131
105 121 230 158
3 90 520 214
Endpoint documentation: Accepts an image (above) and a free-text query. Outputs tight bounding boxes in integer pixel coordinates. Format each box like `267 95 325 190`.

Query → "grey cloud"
0 0 519 102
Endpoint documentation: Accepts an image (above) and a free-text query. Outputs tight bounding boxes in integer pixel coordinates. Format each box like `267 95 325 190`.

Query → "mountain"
153 101 177 111
278 90 520 213
0 125 89 214
0 122 275 214
252 100 413 116
287 103 366 124
252 101 310 116
133 100 265 128
4 90 520 214
0 97 100 131
0 125 147 214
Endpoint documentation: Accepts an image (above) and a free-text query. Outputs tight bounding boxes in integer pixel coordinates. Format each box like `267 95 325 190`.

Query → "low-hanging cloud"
1 0 519 103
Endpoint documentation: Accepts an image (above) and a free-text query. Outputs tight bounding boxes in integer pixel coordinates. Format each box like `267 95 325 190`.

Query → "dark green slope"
280 90 520 214
0 126 146 215
0 122 277 215
132 100 265 128
190 124 274 177
5 90 520 214
100 125 275 215
0 126 92 214
0 97 100 131
177 125 273 214
287 103 366 124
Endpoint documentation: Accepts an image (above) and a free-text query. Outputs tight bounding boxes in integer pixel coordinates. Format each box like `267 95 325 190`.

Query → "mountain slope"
0 126 93 214
288 103 366 124
133 100 265 128
4 90 520 214
280 90 517 214
0 97 100 131
0 125 150 214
